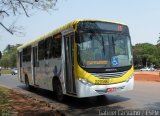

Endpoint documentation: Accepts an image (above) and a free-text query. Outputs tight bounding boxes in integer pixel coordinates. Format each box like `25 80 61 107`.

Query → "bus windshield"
77 32 133 68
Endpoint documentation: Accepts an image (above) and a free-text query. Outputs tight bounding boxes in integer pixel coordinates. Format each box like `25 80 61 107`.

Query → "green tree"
0 55 10 68
0 44 21 68
156 43 160 66
133 43 160 68
0 51 2 59
158 33 160 44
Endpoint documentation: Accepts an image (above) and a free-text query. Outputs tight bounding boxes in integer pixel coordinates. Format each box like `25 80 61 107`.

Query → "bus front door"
64 34 76 95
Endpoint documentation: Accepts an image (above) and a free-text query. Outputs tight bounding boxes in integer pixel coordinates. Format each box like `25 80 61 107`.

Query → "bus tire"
54 79 65 102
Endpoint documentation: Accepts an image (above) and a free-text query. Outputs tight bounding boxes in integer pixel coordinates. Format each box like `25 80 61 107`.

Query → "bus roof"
17 19 127 50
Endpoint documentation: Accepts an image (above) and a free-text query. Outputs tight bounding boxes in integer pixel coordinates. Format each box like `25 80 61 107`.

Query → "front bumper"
76 75 134 98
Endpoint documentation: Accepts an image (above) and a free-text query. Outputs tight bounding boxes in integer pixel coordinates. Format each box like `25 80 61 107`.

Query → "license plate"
106 87 117 92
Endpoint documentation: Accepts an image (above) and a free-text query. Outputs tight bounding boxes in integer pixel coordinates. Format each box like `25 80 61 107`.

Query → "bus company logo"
105 68 117 72
95 78 112 84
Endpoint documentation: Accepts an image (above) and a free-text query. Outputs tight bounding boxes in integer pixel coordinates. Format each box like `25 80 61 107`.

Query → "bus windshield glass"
77 32 132 68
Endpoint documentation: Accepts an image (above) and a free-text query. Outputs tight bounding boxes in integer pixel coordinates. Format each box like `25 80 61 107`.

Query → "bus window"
22 46 31 62
38 40 45 60
45 36 52 59
52 34 62 58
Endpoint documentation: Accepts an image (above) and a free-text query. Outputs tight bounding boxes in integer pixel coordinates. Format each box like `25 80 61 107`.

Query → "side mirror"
0 51 2 59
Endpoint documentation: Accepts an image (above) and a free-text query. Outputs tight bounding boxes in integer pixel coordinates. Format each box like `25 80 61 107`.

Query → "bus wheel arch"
52 76 65 102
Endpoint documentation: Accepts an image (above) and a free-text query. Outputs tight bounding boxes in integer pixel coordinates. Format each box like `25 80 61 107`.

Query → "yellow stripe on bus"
76 65 134 85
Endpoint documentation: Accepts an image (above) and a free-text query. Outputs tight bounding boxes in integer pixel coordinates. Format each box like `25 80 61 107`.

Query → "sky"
0 0 160 51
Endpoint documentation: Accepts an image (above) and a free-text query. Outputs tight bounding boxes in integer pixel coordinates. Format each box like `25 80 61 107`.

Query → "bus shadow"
64 94 129 109
17 85 130 111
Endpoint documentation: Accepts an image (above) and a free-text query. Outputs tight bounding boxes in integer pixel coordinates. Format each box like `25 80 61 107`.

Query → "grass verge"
1 69 11 74
0 85 64 115
0 86 11 115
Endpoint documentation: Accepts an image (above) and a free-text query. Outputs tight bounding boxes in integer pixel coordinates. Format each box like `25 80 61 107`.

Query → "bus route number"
95 79 112 84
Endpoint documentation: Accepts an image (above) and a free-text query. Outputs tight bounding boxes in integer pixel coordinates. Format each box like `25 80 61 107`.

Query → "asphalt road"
0 74 160 116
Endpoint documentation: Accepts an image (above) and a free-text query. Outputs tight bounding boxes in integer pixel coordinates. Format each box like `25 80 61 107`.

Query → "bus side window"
45 36 52 59
23 46 31 62
19 52 22 67
38 40 45 60
52 34 62 58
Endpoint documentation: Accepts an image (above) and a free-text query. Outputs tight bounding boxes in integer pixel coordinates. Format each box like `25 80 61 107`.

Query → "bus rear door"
31 46 39 86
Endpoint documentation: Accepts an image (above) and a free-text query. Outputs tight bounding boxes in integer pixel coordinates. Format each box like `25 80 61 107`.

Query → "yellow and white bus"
17 19 134 101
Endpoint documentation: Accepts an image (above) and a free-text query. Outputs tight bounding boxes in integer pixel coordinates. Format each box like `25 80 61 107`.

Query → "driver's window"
114 39 126 55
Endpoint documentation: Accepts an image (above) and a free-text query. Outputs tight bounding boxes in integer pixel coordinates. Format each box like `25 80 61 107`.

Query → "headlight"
79 78 87 84
126 75 133 82
79 78 93 86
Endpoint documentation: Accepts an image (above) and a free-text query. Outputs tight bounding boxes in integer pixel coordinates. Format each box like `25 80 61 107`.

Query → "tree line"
0 43 159 69
133 43 160 69
0 44 21 68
